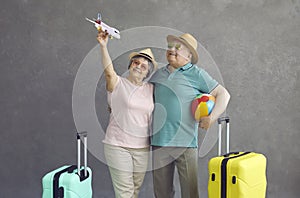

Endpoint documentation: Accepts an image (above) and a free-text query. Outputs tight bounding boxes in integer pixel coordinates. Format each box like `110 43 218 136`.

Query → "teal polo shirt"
149 63 218 148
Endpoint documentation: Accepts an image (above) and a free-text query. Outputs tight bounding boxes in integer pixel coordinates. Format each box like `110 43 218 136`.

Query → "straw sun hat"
128 48 158 69
167 33 199 64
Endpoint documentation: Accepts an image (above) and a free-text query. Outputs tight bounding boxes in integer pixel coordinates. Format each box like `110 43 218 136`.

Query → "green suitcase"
42 132 92 198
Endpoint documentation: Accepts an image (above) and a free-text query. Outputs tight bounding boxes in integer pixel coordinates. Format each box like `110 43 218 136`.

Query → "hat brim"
129 52 158 69
167 35 198 64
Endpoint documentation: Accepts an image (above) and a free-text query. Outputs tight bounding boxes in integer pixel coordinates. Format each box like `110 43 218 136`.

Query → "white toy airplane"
85 13 120 39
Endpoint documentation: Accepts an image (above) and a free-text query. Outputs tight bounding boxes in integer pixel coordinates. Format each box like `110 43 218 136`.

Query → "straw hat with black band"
128 48 157 69
167 33 199 64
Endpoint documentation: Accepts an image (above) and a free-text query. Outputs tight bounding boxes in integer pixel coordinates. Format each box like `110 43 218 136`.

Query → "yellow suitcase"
208 117 267 198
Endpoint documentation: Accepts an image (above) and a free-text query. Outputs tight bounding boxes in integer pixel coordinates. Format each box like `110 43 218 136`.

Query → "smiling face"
128 57 150 81
166 39 192 68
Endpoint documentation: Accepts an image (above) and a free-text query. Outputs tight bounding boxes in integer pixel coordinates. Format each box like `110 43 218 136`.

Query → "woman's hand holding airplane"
97 31 109 47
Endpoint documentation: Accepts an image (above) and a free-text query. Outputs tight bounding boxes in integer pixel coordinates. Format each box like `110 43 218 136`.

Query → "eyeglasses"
167 42 182 50
131 59 149 71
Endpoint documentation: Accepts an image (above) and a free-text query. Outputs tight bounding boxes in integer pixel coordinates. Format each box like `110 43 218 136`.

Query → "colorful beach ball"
191 94 215 121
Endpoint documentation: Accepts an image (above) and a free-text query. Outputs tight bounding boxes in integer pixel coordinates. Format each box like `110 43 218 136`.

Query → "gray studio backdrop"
1 0 299 198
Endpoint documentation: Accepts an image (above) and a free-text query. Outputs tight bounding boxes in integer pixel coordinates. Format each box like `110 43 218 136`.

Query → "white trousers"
104 144 149 198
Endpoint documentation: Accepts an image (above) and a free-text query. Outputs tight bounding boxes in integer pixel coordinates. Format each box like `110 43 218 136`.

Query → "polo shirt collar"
179 63 193 71
163 63 193 72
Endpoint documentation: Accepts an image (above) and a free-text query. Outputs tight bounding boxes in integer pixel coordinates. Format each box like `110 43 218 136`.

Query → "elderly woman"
97 31 157 198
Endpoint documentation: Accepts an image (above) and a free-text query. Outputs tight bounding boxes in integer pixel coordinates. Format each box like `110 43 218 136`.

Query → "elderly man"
150 33 230 198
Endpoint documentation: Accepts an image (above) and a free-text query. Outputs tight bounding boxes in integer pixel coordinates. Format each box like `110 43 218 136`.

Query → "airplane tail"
97 13 102 20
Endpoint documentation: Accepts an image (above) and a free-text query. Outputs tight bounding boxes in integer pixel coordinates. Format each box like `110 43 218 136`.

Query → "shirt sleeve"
197 68 219 93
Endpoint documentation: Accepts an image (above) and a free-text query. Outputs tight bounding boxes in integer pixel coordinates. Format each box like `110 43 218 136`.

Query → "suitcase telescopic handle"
77 132 88 178
217 116 230 156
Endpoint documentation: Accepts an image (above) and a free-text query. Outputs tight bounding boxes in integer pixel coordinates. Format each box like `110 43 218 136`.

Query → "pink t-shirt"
103 76 154 148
